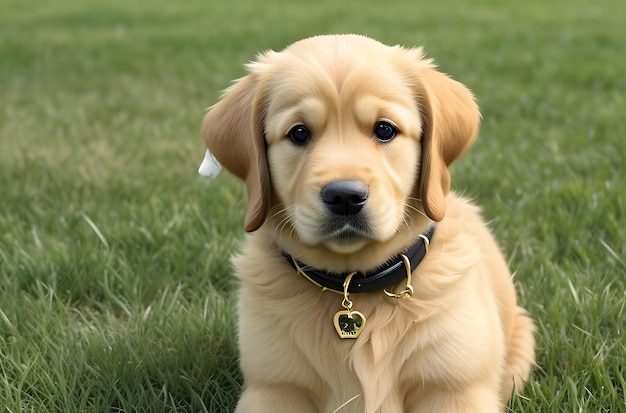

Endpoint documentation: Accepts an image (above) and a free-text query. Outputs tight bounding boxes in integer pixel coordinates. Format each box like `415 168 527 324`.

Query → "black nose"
321 180 369 215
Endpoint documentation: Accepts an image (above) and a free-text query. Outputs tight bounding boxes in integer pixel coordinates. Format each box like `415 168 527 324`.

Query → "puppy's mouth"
318 215 373 251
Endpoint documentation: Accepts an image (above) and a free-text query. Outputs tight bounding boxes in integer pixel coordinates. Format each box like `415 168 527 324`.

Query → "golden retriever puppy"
201 34 535 413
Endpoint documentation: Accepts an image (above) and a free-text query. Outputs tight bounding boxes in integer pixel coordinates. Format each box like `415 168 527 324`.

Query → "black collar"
284 225 436 294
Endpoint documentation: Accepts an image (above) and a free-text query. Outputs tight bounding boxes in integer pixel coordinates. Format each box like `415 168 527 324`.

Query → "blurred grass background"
0 0 624 411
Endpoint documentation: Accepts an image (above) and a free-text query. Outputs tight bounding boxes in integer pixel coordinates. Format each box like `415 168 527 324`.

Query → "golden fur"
202 34 535 412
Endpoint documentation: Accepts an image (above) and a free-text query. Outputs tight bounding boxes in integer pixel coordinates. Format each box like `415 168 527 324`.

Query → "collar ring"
383 254 415 299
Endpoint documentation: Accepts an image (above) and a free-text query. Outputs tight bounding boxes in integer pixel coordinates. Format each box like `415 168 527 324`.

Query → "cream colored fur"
202 34 535 413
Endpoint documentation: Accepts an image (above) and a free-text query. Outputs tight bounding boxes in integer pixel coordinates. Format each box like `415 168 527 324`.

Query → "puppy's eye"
374 121 397 142
288 124 311 145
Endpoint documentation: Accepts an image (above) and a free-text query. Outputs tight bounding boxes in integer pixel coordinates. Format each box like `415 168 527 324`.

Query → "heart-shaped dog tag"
333 310 366 339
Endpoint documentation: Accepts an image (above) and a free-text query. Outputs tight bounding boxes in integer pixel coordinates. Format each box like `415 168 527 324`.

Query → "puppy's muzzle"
321 180 369 215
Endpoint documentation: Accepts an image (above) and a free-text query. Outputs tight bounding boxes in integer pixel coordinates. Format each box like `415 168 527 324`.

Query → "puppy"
202 34 535 413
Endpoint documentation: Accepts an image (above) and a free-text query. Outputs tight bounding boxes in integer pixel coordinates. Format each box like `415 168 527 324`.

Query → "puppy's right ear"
202 72 270 232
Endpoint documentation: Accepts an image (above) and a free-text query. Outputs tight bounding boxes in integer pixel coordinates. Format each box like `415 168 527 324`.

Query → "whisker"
268 204 290 221
332 394 361 412
402 211 414 233
276 215 293 241
268 205 295 242
403 200 428 219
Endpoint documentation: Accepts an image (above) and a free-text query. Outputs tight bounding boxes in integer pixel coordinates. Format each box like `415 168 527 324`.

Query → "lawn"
0 0 624 411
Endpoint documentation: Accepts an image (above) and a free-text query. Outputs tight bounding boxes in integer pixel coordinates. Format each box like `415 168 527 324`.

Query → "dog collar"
284 224 436 294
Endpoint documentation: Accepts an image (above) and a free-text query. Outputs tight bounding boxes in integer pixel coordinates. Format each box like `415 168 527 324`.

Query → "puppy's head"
203 35 479 254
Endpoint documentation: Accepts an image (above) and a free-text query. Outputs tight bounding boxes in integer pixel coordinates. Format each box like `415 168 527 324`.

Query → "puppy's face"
203 35 480 257
263 42 423 253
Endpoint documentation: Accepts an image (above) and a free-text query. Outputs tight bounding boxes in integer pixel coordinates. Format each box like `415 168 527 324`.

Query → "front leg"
405 383 502 413
236 384 319 413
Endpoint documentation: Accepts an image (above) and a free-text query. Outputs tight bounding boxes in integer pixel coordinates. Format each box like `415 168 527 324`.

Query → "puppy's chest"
286 291 424 412
276 289 414 373
242 267 489 412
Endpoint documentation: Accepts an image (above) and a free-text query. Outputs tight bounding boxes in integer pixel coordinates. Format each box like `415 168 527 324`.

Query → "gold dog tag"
333 310 366 339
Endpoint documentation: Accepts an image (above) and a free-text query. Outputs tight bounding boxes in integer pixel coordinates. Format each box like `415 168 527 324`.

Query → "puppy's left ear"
412 63 481 221
202 70 271 232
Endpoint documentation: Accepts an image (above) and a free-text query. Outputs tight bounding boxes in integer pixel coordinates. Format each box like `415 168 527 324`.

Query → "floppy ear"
413 66 480 221
202 73 270 232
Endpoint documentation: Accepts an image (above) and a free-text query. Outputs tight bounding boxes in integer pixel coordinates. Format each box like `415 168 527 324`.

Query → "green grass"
0 0 624 411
